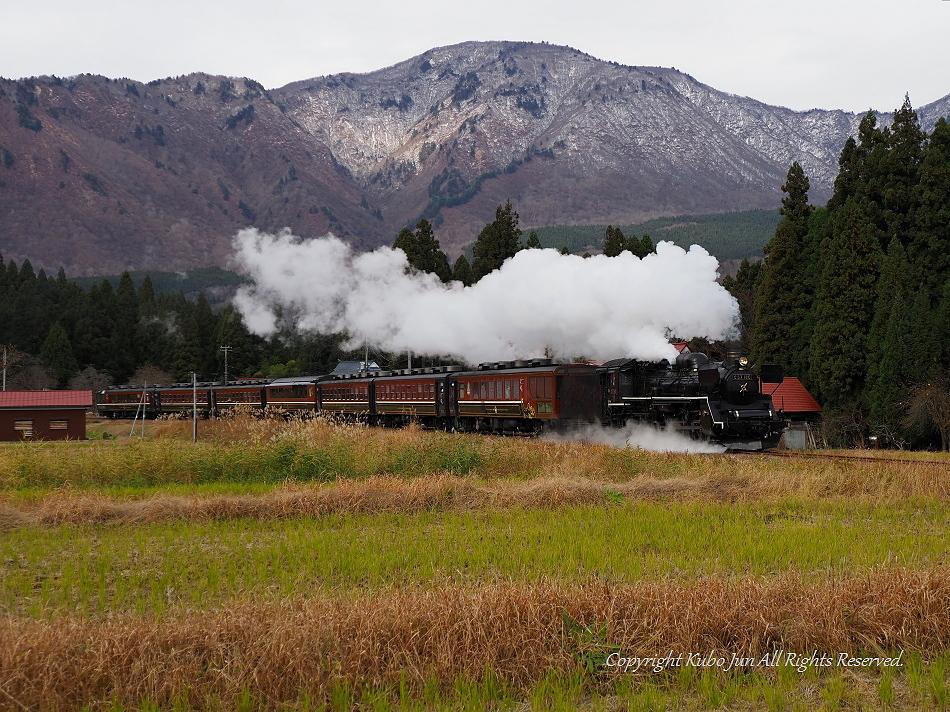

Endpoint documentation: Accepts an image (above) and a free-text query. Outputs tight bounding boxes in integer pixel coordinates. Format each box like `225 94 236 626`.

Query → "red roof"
0 390 93 408
763 378 822 413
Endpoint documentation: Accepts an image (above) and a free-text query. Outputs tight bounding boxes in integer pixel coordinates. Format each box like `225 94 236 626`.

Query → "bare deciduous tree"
903 371 950 451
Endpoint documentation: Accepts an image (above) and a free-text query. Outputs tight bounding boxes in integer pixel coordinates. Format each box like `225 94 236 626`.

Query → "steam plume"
231 229 738 364
543 423 726 453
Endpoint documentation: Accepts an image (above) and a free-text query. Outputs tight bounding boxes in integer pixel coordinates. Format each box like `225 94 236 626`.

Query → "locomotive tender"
97 353 786 450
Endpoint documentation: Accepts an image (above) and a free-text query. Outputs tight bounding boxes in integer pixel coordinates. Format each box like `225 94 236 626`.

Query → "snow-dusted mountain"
1 40 945 274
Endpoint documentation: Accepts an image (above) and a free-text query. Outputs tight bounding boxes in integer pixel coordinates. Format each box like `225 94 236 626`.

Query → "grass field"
2 415 950 710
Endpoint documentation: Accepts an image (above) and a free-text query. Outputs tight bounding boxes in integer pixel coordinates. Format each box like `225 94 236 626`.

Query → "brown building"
0 391 92 441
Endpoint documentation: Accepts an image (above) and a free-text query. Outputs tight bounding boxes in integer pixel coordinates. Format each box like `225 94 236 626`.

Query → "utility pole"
220 345 232 385
191 372 198 443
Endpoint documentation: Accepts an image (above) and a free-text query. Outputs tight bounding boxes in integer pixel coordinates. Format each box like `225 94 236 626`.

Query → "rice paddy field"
2 414 950 710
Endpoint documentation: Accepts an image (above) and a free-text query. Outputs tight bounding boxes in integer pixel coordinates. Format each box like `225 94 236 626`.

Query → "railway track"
748 449 950 467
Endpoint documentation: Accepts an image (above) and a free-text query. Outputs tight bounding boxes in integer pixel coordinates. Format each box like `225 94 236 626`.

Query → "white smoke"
543 423 726 454
230 228 739 364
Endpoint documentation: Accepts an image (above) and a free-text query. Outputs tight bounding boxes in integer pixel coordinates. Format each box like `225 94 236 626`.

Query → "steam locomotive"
97 351 786 450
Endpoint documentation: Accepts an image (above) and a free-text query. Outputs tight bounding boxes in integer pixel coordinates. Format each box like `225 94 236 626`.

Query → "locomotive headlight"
738 357 749 367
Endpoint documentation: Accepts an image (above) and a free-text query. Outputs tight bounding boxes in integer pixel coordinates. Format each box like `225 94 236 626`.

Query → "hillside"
1 41 946 275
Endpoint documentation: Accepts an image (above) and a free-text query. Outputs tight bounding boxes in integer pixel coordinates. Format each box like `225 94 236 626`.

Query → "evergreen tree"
828 112 888 215
864 238 932 441
938 278 950 367
471 200 522 281
524 230 542 249
392 219 452 282
38 322 79 387
882 96 925 244
602 225 625 257
73 281 118 378
452 254 474 286
629 234 654 258
171 292 218 379
722 258 763 352
392 226 415 257
911 117 950 292
137 275 156 308
110 272 140 380
808 201 882 412
750 162 813 375
9 259 44 352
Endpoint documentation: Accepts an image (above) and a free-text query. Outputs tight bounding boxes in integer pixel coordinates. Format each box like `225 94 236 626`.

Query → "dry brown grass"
0 475 722 529
0 568 947 710
8 415 950 504
2 455 950 530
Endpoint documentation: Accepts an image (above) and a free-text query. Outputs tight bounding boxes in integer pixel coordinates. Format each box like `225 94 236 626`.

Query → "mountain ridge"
1 40 946 275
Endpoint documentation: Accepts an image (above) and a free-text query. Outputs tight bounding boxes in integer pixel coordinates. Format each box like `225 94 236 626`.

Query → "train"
96 351 787 450
97 351 786 450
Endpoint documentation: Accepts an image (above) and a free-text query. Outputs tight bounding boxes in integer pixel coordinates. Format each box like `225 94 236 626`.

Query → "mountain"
1 41 947 275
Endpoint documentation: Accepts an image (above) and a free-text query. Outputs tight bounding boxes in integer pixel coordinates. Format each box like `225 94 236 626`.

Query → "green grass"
15 658 948 711
0 433 486 490
4 500 949 617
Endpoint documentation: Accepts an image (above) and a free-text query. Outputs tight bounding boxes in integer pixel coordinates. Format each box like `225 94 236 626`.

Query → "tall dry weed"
3 460 950 529
1 569 947 710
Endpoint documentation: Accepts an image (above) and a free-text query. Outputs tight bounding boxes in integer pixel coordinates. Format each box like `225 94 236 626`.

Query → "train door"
436 379 446 418
445 378 459 420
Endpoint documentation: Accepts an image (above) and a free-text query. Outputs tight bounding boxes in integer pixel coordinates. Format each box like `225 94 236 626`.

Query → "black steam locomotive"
599 352 785 450
97 351 785 450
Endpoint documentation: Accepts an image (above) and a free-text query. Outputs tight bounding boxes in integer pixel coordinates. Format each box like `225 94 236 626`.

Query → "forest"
0 263 348 392
724 98 950 449
0 201 534 392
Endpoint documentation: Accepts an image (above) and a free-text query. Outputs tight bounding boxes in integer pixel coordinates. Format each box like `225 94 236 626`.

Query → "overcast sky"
2 0 947 113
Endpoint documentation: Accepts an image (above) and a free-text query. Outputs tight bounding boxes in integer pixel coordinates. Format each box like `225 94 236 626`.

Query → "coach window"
530 376 555 399
504 380 511 399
